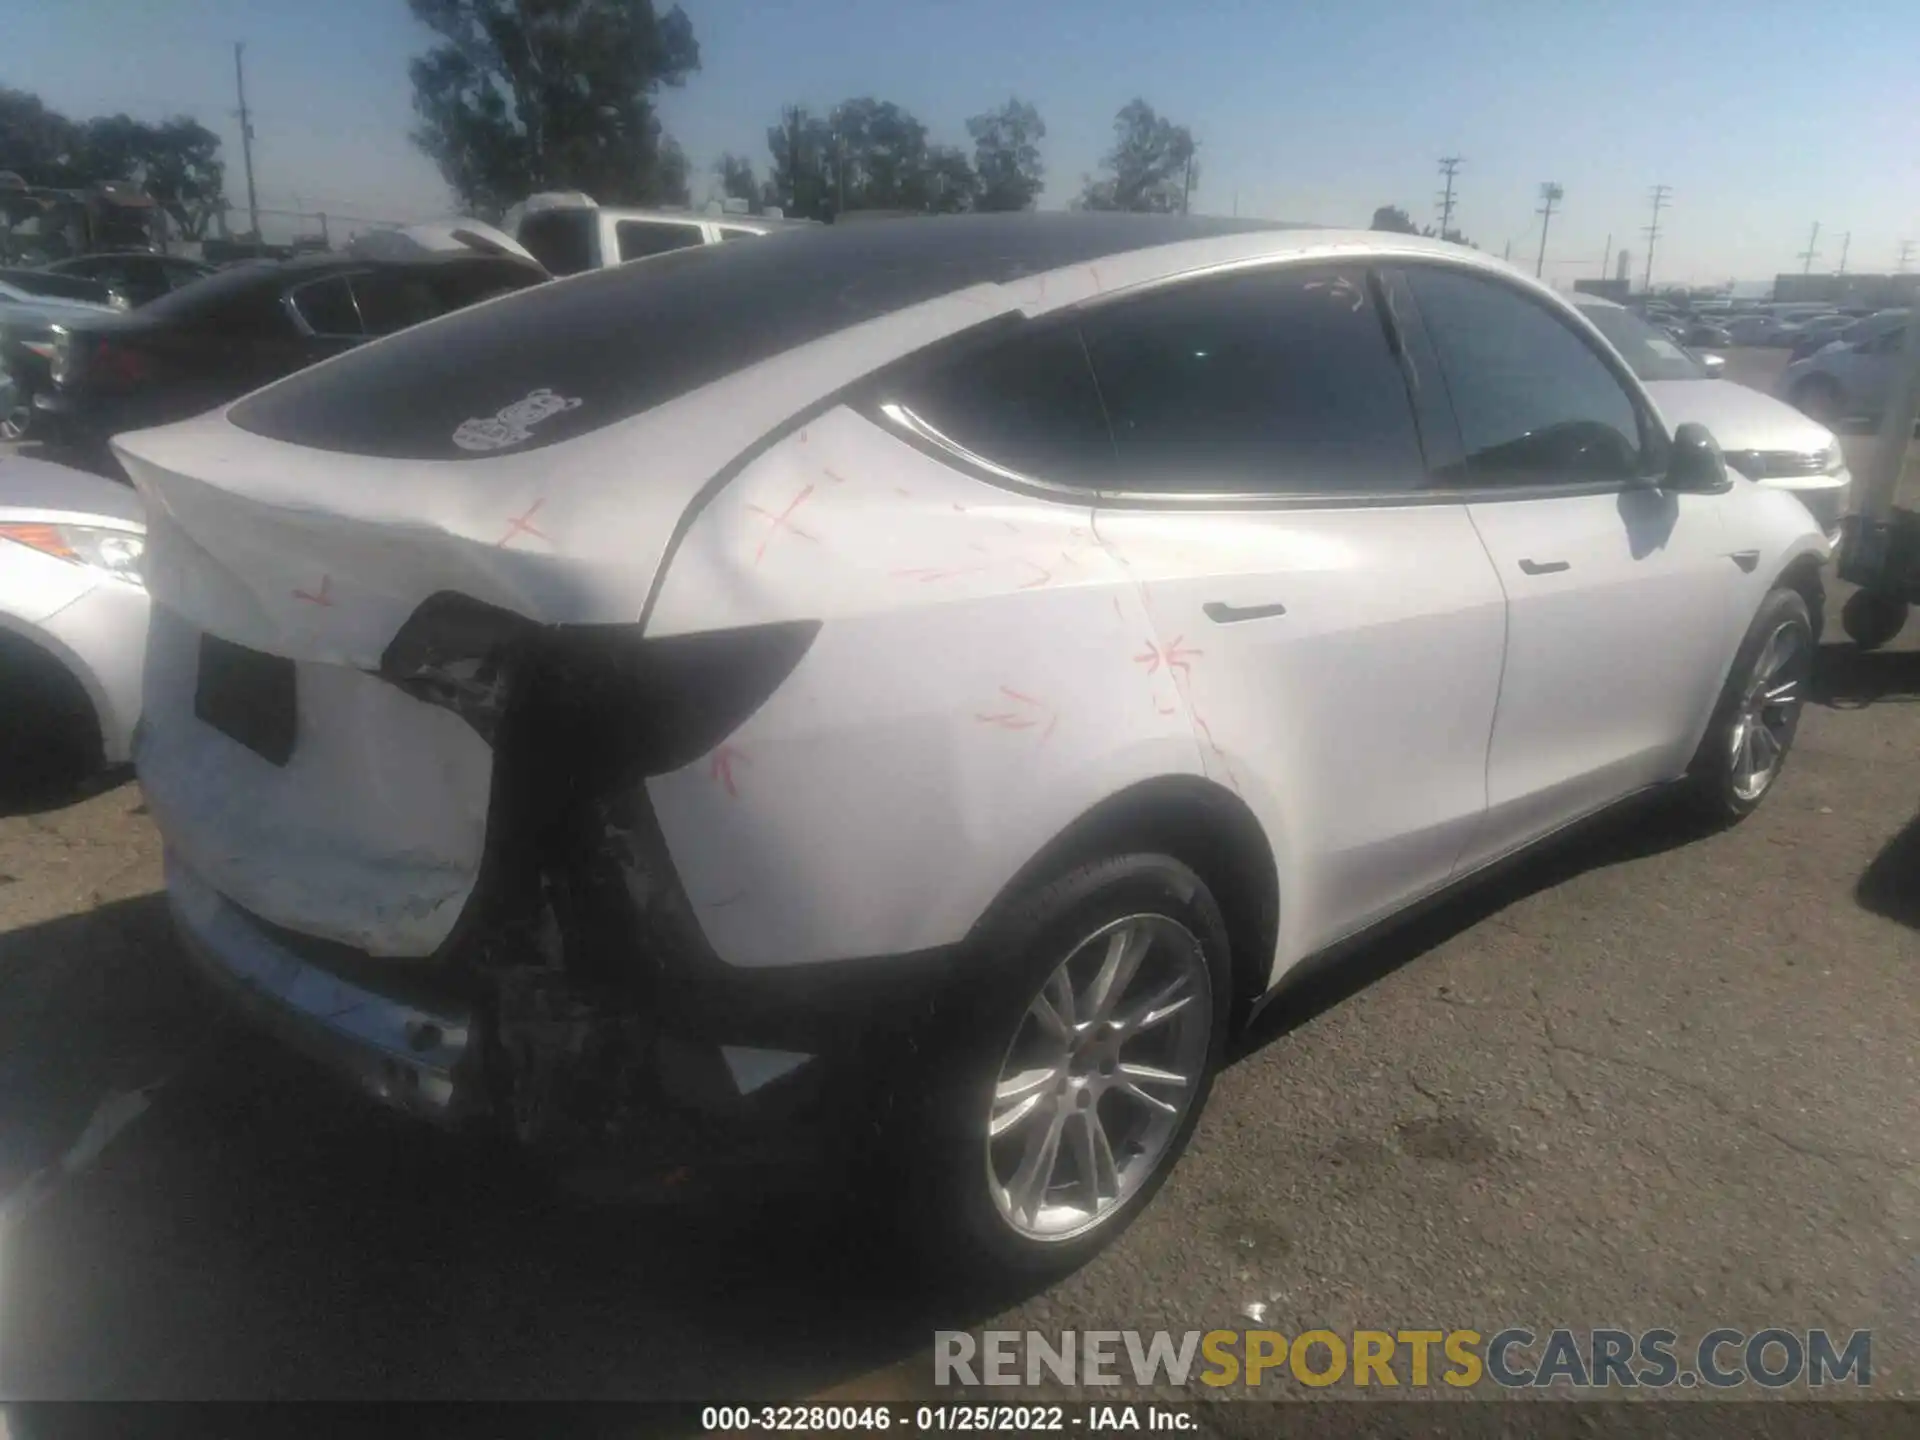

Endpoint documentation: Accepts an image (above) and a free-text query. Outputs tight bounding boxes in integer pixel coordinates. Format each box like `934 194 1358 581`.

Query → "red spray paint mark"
292 575 334 607
746 484 818 565
1015 560 1053 590
1133 636 1202 678
975 685 1058 742
1112 595 1125 621
709 744 749 797
890 566 978 583
1001 519 1021 535
822 467 849 485
497 498 549 548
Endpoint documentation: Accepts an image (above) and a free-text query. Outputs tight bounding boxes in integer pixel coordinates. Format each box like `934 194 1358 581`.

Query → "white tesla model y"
119 217 1827 1277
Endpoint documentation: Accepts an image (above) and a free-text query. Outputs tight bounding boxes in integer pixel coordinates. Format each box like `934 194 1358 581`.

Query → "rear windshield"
229 213 1293 461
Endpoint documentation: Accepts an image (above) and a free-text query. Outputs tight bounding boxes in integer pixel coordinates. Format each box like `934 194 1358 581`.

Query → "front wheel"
907 854 1232 1282
1681 587 1813 824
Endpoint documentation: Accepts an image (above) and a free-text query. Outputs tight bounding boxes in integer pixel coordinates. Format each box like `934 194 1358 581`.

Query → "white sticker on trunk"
453 388 583 451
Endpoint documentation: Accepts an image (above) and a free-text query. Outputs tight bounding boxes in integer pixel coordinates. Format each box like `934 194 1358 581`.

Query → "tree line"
0 88 227 239
407 0 1202 221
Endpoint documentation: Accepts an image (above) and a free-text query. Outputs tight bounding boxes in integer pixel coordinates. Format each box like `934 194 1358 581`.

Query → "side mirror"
1698 352 1726 377
1666 421 1733 494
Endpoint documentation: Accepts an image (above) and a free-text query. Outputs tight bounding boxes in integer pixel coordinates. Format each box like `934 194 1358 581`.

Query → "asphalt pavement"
1 370 1918 1404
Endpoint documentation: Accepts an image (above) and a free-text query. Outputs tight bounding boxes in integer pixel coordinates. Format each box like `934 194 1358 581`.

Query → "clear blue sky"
7 0 1918 285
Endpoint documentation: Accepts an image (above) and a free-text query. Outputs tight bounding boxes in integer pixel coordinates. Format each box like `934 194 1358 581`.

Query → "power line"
1436 156 1463 238
1643 184 1671 292
1535 182 1563 279
1798 221 1821 275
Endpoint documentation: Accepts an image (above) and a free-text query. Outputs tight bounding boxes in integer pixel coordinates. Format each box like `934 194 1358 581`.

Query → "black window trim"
282 270 373 339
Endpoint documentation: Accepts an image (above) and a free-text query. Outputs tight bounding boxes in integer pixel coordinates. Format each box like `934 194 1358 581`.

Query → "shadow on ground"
1858 809 1920 932
0 897 1038 1400
1810 641 1920 709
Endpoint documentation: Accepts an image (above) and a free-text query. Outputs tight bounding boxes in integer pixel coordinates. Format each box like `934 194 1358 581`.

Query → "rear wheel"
0 633 102 805
1681 588 1813 824
908 854 1231 1281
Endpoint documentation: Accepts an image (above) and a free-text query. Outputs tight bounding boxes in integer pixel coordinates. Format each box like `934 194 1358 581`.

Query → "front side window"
1079 265 1426 495
615 220 706 262
885 325 1113 487
1405 266 1645 486
1577 304 1707 382
289 275 363 337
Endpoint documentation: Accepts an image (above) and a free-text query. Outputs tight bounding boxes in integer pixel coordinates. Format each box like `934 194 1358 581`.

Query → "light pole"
1535 183 1563 279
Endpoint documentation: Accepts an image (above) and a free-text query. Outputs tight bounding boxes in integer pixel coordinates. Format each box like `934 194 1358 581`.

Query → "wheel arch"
974 774 1281 1030
1773 548 1827 641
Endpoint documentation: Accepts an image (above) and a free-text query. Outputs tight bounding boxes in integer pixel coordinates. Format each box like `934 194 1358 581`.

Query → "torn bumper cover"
165 811 963 1171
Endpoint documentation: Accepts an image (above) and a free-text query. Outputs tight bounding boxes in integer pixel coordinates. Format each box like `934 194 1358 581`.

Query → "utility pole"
1836 231 1850 276
1502 237 1512 263
1643 184 1670 292
1601 232 1611 279
233 42 260 253
1436 155 1463 239
1899 240 1915 274
1798 221 1821 275
1535 182 1563 279
1181 151 1194 216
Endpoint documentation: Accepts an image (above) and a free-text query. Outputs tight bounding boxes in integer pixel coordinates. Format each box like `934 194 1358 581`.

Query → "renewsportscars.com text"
935 1327 1872 1390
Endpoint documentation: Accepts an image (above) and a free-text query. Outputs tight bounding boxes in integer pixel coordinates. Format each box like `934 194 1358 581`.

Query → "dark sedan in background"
23 250 547 469
43 251 217 308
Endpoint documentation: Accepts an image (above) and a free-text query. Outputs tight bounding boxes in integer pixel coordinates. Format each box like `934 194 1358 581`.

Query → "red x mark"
497 498 549 548
292 575 333 607
746 484 818 565
710 743 749 798
975 686 1057 742
1015 559 1053 590
1134 636 1203 678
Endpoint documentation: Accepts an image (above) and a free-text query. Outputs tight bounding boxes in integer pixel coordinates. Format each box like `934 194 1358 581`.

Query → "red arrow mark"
709 744 750 798
292 575 333 607
497 498 549 548
975 686 1058 742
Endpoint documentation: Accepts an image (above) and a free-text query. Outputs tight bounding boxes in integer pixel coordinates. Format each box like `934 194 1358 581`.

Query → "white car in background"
0 454 148 794
120 219 1826 1278
1573 296 1851 544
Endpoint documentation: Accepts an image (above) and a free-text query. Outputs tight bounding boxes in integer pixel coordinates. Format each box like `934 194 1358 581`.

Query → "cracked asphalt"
2 366 1918 1403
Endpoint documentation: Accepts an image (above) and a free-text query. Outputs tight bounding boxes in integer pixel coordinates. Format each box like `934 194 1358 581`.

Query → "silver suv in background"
1573 296 1851 543
1779 312 1911 427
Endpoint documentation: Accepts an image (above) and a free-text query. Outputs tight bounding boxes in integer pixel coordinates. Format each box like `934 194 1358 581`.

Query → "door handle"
1518 558 1571 576
1203 600 1288 624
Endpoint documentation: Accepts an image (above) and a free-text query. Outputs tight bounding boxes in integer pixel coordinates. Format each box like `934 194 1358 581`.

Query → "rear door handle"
1203 600 1288 625
1518 558 1570 576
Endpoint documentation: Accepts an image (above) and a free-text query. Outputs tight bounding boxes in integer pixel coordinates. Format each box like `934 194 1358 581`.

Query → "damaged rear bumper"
167 854 482 1124
167 842 964 1171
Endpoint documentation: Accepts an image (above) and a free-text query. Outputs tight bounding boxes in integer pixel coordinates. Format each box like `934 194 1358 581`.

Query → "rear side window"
289 275 362 337
1081 265 1426 494
1405 266 1644 486
518 209 597 276
350 272 443 335
885 326 1114 486
616 220 706 261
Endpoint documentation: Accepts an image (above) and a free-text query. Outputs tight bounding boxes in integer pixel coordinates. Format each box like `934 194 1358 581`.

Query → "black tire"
1791 376 1843 426
903 853 1232 1283
1840 588 1908 651
0 633 102 805
1680 587 1814 825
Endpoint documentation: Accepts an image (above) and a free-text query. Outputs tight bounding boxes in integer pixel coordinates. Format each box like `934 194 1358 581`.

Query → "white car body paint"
0 455 150 764
117 224 1829 1000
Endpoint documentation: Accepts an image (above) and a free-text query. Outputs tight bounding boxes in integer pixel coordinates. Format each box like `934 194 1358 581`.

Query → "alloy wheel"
986 914 1213 1243
1728 618 1810 802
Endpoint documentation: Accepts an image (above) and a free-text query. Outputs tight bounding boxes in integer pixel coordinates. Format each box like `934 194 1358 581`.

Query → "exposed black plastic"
193 633 296 766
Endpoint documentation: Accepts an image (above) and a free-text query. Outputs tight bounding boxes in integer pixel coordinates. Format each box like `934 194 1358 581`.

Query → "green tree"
1078 100 1196 213
967 98 1044 212
714 151 759 206
406 0 700 218
1370 204 1418 234
79 114 227 239
765 105 834 219
922 144 979 214
0 89 82 186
